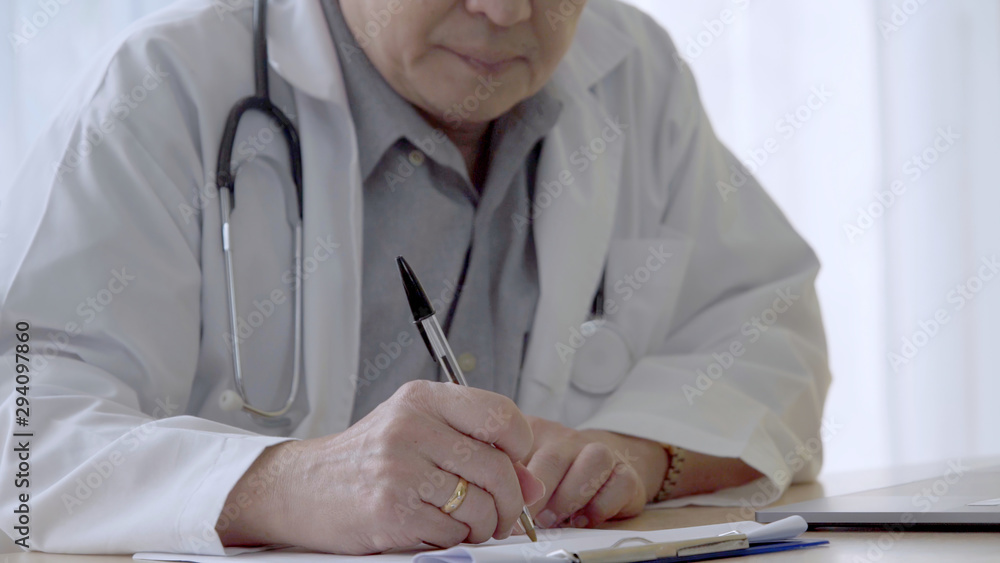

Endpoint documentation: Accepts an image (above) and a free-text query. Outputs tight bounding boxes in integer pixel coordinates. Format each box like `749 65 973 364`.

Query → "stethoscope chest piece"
569 320 633 395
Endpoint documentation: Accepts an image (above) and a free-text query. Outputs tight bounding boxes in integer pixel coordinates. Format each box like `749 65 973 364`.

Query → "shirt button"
457 352 477 373
408 150 426 166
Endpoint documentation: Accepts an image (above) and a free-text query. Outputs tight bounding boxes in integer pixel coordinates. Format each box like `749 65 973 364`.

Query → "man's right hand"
216 380 545 554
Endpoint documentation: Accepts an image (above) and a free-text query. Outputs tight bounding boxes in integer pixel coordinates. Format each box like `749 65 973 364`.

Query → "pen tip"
520 510 538 542
396 256 435 321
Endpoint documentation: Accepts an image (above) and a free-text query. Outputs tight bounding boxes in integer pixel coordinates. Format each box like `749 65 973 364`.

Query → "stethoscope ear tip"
219 389 246 412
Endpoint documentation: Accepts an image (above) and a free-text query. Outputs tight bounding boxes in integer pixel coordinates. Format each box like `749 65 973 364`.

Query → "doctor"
0 0 830 556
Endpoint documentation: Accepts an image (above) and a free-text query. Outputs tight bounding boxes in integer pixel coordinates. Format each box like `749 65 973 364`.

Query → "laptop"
756 463 1000 527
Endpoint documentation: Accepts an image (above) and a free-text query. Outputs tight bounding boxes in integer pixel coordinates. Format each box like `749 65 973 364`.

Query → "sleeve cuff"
175 435 296 555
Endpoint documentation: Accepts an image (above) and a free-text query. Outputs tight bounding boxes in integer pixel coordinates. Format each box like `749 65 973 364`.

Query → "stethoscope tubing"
216 0 304 423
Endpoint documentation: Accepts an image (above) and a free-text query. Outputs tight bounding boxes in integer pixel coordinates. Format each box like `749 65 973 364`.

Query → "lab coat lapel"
518 87 628 417
294 96 364 439
516 9 635 417
269 0 364 437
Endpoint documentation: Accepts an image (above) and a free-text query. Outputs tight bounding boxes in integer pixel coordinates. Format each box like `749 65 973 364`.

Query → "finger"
508 463 546 537
524 438 580 514
539 442 618 527
410 502 470 550
418 424 527 539
399 380 534 461
514 462 546 506
579 462 644 527
433 477 499 545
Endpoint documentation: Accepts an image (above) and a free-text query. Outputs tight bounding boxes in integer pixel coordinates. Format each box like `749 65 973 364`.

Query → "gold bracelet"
653 444 686 502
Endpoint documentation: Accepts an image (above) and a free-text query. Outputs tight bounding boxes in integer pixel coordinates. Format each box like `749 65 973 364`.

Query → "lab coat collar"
266 0 346 102
551 5 636 92
266 0 636 104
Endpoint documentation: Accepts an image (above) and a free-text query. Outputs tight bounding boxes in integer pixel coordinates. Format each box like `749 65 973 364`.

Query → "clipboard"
135 516 827 563
550 534 749 563
549 533 829 563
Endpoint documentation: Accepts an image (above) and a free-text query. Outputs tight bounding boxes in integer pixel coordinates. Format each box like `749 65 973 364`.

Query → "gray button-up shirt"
319 1 562 423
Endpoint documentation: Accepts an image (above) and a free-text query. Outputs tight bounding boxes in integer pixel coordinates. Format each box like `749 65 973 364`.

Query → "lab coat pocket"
569 230 693 396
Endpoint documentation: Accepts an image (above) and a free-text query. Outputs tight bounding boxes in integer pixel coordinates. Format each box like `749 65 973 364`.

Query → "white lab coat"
0 0 830 554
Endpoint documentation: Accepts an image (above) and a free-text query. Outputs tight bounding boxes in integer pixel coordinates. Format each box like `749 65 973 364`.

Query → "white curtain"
3 1 1000 475
1 0 177 178
624 0 1000 474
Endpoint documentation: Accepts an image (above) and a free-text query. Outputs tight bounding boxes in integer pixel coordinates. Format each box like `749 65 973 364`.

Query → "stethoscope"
215 0 305 423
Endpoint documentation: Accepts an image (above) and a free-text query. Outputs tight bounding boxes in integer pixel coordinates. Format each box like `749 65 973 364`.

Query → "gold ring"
441 478 469 514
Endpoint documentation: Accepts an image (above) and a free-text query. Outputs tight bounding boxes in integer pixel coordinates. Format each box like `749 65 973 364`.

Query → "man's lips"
441 47 523 74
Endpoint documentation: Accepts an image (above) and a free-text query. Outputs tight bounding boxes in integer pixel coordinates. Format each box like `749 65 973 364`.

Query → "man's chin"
416 97 516 131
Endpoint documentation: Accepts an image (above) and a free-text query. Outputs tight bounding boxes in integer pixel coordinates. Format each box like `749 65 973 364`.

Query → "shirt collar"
322 0 439 181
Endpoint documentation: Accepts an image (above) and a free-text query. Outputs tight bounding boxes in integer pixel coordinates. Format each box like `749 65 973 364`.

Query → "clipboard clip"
548 533 749 563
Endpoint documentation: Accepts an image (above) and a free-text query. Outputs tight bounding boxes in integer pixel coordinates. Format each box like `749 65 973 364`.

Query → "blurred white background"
3 0 999 475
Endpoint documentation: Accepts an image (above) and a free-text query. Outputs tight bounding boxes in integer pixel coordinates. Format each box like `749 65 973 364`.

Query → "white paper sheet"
134 516 807 563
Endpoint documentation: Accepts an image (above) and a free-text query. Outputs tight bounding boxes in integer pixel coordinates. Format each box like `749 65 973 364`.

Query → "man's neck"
419 108 494 192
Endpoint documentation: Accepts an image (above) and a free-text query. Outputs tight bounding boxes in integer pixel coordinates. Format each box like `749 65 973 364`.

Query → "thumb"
513 461 546 506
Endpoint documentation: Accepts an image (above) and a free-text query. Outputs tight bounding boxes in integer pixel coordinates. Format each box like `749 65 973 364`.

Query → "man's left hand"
523 416 668 529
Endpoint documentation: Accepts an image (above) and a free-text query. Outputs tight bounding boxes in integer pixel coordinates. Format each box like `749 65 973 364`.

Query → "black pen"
396 256 538 543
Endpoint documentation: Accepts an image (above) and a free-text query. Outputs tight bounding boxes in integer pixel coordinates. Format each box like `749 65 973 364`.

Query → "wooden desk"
7 459 1000 562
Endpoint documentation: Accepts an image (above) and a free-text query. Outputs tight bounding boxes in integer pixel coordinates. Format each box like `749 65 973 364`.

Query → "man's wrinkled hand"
523 416 668 530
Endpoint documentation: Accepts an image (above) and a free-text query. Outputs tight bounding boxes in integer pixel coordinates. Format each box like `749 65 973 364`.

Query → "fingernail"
535 475 546 495
527 477 546 505
573 515 590 528
536 509 557 529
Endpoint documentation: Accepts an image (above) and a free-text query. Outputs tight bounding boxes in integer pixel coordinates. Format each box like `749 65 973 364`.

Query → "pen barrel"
421 316 469 387
413 311 534 540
